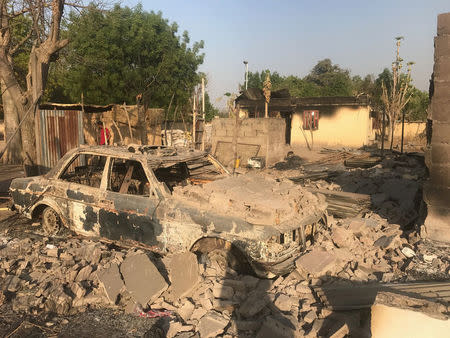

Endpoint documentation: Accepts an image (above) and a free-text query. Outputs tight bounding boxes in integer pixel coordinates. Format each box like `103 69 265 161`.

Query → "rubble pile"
1 214 447 337
174 173 327 225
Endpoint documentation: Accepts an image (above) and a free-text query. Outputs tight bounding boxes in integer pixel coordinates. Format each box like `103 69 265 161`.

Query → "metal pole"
244 61 248 90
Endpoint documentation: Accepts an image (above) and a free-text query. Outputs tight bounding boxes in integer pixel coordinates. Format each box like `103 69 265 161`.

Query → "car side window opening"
153 158 225 192
153 162 189 192
109 158 152 196
60 154 106 188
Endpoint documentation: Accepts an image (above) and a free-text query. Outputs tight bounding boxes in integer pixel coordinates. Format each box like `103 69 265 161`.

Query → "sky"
124 0 449 108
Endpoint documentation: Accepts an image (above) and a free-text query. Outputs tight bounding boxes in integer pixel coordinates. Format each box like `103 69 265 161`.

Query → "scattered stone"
75 265 93 282
197 310 229 338
295 248 339 277
164 252 201 302
303 310 317 324
120 253 168 306
212 285 234 299
401 247 416 258
274 294 294 312
256 315 296 338
329 323 350 338
239 290 271 318
96 263 124 304
178 300 195 322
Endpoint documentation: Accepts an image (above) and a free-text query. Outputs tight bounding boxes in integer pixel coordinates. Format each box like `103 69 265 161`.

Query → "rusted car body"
10 145 327 277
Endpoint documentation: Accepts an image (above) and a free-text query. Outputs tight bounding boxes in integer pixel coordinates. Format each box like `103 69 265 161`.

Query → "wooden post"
381 111 386 156
164 93 174 146
232 104 239 175
122 103 133 143
201 77 205 151
192 93 196 149
401 110 405 153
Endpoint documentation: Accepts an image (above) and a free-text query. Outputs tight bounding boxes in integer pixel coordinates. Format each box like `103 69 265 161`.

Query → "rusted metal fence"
36 109 84 173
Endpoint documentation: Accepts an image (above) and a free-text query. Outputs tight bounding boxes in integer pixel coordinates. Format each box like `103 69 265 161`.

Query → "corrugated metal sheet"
36 109 84 172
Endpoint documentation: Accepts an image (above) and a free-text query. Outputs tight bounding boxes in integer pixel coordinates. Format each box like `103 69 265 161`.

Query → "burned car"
10 145 327 277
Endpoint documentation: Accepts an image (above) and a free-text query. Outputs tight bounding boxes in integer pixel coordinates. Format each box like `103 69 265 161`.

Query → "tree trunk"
389 118 395 151
1 80 22 164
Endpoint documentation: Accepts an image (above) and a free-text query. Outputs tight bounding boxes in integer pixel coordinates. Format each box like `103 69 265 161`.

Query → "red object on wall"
303 110 319 130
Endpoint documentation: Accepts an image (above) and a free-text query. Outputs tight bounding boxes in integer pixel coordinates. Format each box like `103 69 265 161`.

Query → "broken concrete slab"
163 252 200 302
197 310 229 338
274 294 294 312
178 299 195 322
239 290 272 318
96 263 124 304
120 253 168 306
295 248 339 277
256 315 297 338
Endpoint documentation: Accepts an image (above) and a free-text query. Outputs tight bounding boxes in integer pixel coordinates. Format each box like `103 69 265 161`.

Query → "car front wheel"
41 207 62 235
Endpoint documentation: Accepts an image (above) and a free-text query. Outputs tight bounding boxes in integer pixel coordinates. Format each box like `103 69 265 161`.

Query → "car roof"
77 145 207 168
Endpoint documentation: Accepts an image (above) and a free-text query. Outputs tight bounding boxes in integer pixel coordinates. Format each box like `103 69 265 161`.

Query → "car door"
98 157 162 246
57 152 108 236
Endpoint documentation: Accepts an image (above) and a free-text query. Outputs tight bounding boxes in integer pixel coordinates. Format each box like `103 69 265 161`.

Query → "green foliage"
204 92 218 121
405 87 428 121
243 59 353 97
46 4 204 108
305 59 353 96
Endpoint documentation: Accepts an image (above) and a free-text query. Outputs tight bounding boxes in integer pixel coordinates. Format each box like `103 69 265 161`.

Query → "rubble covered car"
9 145 327 277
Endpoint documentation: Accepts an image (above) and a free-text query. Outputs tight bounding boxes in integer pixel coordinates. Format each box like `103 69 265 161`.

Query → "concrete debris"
197 310 230 338
120 253 168 306
295 248 339 277
96 263 124 304
163 252 201 302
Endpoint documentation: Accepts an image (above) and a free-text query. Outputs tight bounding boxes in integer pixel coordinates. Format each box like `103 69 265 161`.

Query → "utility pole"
201 77 205 151
243 60 248 90
192 91 196 149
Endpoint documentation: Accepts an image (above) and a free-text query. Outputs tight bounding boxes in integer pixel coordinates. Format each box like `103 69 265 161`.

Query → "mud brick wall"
211 118 286 167
423 12 450 243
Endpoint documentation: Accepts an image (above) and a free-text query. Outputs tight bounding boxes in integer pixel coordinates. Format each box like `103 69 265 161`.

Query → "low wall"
392 122 426 147
211 117 287 167
290 106 372 148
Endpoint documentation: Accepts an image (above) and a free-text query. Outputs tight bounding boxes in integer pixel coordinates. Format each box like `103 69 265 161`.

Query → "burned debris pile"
0 211 448 337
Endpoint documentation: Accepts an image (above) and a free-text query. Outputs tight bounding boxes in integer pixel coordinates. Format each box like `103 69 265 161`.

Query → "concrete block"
431 80 450 100
423 183 450 208
163 252 200 302
239 290 271 317
295 248 339 277
432 122 450 143
197 310 229 338
120 253 168 306
433 57 450 81
256 315 297 338
429 164 450 186
434 36 450 58
371 303 450 337
96 263 124 304
424 205 450 243
429 100 450 122
431 143 450 163
437 12 450 36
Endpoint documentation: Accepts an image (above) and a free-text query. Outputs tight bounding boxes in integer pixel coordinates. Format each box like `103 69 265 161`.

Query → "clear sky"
124 0 449 108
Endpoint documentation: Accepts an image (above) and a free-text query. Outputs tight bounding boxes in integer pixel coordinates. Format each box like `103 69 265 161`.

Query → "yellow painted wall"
393 122 426 140
291 106 372 148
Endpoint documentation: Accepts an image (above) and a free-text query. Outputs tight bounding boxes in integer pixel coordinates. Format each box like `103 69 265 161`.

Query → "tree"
48 5 204 109
204 92 218 121
0 0 68 169
404 87 428 121
305 59 353 96
380 37 414 150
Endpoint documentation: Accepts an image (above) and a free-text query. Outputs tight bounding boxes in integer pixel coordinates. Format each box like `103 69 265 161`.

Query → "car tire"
41 207 62 235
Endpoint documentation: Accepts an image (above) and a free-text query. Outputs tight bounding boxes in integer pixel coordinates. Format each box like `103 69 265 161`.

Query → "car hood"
172 173 327 226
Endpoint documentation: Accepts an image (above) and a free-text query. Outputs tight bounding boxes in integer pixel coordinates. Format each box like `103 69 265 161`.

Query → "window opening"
109 158 151 196
303 110 319 130
60 154 106 188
